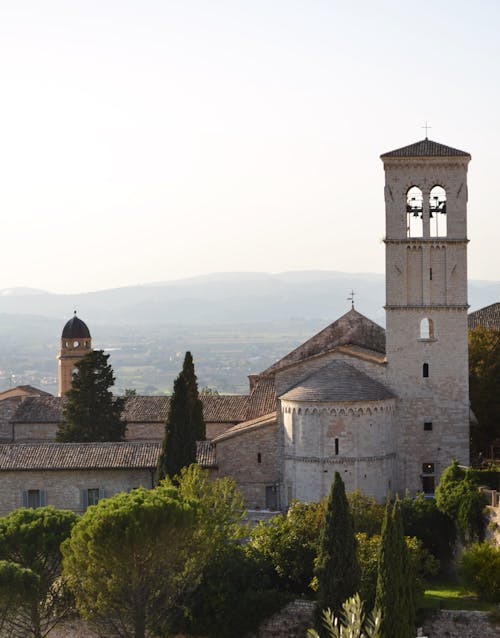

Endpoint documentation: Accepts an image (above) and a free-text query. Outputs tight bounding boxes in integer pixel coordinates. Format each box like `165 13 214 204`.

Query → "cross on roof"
347 290 355 310
422 121 432 139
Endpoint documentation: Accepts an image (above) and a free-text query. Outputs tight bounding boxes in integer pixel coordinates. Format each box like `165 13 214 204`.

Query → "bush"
458 542 500 602
348 491 385 537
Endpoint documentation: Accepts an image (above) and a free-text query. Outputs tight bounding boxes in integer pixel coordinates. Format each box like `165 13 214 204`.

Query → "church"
0 138 471 513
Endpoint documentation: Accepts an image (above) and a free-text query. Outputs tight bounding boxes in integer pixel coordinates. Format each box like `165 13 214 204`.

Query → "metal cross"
347 290 355 310
422 121 432 139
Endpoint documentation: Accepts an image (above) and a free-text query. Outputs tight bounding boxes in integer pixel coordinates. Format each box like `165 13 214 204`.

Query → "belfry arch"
406 186 423 238
429 185 447 237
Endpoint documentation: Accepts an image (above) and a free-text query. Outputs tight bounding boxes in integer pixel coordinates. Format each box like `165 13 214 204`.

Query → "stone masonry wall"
0 468 155 516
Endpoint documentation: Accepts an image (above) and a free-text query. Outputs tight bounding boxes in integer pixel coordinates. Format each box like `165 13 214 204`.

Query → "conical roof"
381 138 470 159
279 360 394 403
62 313 91 339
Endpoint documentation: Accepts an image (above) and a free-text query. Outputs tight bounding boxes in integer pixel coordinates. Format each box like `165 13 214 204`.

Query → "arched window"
419 317 434 340
429 185 447 237
406 186 423 238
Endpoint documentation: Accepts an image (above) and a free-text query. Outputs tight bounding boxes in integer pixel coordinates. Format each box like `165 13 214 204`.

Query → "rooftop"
381 138 470 159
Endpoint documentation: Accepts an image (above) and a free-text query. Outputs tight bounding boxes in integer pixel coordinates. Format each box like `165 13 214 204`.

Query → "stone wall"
248 599 315 638
422 610 500 638
215 421 280 510
0 468 155 516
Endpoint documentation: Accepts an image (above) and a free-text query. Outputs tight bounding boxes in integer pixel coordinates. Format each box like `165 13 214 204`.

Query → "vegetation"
348 491 384 537
435 460 487 543
156 352 205 482
375 499 415 638
248 500 324 593
57 349 126 442
62 484 207 638
457 542 500 603
0 507 77 638
314 472 360 624
307 594 381 638
469 326 500 458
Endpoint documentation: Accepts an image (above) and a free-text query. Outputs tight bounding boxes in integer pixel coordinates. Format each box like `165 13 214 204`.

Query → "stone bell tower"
58 312 92 396
380 138 471 495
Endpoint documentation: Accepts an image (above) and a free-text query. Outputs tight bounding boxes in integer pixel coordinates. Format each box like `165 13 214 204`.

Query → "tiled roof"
196 440 217 468
212 412 277 443
0 442 161 470
262 309 386 374
381 138 470 159
279 360 394 403
245 376 276 420
11 395 248 425
0 385 52 400
468 303 500 331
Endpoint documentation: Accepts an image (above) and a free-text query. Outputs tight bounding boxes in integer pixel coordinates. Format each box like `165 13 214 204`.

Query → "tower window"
423 363 429 377
424 422 433 431
406 186 423 238
334 438 339 455
429 268 433 280
257 453 262 464
429 186 447 238
419 318 434 340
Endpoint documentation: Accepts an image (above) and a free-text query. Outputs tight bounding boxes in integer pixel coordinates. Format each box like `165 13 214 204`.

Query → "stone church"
0 138 471 513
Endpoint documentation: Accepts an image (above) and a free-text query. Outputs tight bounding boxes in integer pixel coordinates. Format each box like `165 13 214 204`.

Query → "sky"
0 0 499 294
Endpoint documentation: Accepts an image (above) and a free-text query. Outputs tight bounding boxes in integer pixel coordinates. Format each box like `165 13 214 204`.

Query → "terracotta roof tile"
279 360 394 403
381 138 470 159
0 442 161 470
245 377 276 420
196 440 217 468
212 412 277 442
468 303 500 331
11 395 248 425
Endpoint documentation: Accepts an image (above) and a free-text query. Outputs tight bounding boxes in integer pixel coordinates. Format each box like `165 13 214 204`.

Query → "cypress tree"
315 472 361 625
375 498 414 638
182 351 205 441
56 350 125 442
156 352 205 482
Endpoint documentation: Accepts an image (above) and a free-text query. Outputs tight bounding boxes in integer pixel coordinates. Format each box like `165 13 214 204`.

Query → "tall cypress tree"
56 350 125 442
375 498 414 638
315 472 360 625
182 351 205 441
156 352 205 482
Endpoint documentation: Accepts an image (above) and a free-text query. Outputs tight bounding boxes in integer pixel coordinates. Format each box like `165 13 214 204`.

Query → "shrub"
458 542 500 602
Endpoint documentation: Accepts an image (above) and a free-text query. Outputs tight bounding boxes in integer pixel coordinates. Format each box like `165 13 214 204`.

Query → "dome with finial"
62 312 91 339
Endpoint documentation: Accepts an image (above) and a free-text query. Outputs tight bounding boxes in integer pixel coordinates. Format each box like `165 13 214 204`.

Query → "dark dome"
62 314 91 339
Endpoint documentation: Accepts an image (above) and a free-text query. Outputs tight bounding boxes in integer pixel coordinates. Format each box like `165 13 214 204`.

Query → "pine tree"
182 351 205 441
56 350 125 442
315 472 361 626
375 499 414 638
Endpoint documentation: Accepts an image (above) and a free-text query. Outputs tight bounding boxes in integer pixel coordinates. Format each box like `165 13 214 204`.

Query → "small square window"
424 422 433 431
422 463 435 475
27 490 40 508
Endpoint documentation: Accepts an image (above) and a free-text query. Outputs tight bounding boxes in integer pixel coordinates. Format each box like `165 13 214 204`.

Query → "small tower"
58 313 92 397
380 138 471 495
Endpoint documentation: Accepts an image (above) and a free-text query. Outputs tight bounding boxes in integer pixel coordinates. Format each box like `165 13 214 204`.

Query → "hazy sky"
0 0 499 293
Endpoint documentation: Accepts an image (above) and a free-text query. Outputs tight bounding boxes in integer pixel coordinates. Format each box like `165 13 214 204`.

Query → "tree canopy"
156 351 205 482
469 327 500 457
0 506 77 638
57 349 126 442
62 485 208 638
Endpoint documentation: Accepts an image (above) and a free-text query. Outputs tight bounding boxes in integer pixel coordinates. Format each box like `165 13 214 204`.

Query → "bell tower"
380 138 471 494
58 312 92 396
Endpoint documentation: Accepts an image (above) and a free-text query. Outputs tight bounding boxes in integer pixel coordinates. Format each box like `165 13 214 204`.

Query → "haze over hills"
0 271 499 327
0 271 498 396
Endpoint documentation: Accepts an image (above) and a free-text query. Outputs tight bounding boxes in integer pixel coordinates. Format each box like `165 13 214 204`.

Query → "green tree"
469 327 500 457
348 491 385 537
249 500 324 593
56 349 126 442
62 485 208 638
307 594 381 638
156 352 205 482
375 500 414 638
0 507 77 638
435 461 487 543
315 473 360 625
0 561 39 635
181 351 205 441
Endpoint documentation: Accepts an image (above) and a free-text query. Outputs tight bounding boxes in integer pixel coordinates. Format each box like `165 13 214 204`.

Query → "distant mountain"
0 271 498 328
